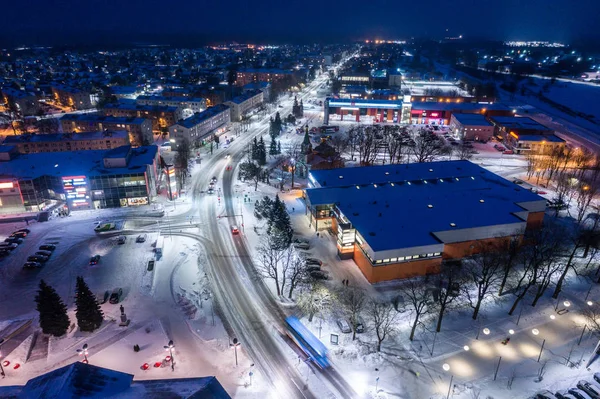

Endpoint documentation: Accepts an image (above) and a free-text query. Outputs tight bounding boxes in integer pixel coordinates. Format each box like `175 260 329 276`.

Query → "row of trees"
35 277 104 337
331 125 473 166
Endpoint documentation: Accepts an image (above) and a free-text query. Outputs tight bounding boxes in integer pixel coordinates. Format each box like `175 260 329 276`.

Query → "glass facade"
89 173 148 209
19 176 63 211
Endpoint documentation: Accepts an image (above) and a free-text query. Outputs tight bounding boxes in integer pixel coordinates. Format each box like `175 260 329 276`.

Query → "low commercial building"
449 114 495 142
0 145 159 212
136 95 207 113
102 102 183 132
1 87 40 116
224 90 263 121
489 116 565 154
304 161 545 283
60 113 153 146
51 84 96 110
169 104 231 144
1 130 129 154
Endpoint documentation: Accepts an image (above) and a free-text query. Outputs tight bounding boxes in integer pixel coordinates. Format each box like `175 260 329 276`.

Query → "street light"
230 338 241 366
463 345 470 351
531 329 545 362
588 301 594 306
164 339 174 371
508 329 515 335
442 363 453 399
76 343 89 364
475 327 490 340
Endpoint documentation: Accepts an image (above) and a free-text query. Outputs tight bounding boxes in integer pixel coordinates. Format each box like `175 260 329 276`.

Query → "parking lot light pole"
164 340 174 371
76 343 89 364
230 338 240 366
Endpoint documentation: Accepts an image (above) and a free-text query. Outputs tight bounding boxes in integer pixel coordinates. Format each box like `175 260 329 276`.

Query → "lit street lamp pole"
443 363 453 399
76 343 89 364
164 340 174 371
532 329 545 362
230 338 241 366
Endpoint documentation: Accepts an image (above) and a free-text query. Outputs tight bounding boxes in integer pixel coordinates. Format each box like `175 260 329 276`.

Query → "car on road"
211 176 217 183
294 242 310 250
310 270 329 280
10 231 28 238
231 226 240 235
35 251 52 258
89 255 101 265
305 258 322 266
39 244 56 251
136 234 147 243
116 236 126 245
4 237 23 244
23 261 42 269
27 255 49 263
336 318 352 333
207 188 215 194
109 288 123 304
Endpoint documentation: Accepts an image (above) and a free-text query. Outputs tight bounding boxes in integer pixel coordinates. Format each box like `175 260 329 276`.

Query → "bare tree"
357 125 379 166
498 235 522 296
347 125 360 161
463 242 505 320
297 282 332 322
575 180 599 223
329 133 349 157
284 248 306 299
433 262 462 332
339 286 366 340
285 143 302 189
582 304 600 334
367 299 400 352
256 236 286 296
411 129 447 163
453 142 477 160
399 278 432 341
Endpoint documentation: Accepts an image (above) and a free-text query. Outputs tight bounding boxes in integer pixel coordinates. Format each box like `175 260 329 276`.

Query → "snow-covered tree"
35 280 70 337
75 276 104 332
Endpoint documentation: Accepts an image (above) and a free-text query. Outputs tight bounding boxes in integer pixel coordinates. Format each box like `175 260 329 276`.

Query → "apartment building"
60 114 153 146
223 90 263 122
169 104 230 144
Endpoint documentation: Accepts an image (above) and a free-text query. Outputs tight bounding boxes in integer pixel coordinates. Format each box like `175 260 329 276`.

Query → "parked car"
535 390 559 399
306 264 321 272
512 179 524 185
136 234 147 243
27 255 49 263
89 255 101 265
305 258 322 266
0 249 11 257
4 237 23 244
39 244 56 251
294 242 310 250
569 388 594 399
293 237 310 244
354 317 365 333
503 150 514 155
336 318 352 333
310 270 329 280
14 228 30 234
0 243 18 250
577 381 600 399
594 373 600 385
116 236 126 245
555 391 579 399
109 288 123 304
36 250 52 257
23 261 42 269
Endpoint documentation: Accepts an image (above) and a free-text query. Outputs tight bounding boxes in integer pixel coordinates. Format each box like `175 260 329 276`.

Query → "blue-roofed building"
0 145 159 213
0 362 231 399
489 116 565 154
169 104 231 144
224 90 263 121
449 113 495 141
1 131 130 154
304 161 546 283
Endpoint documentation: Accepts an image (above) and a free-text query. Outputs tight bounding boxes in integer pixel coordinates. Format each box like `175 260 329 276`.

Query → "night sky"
2 0 599 46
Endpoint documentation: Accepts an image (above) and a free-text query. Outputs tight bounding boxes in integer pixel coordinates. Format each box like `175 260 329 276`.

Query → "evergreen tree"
269 139 278 155
75 276 104 332
257 137 267 165
274 112 282 134
35 280 70 337
301 130 313 155
277 141 281 154
251 137 258 160
268 195 293 250
299 99 304 117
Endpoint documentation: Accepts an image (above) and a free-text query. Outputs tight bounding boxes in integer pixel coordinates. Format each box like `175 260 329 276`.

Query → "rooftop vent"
450 223 456 227
385 172 390 175
369 232 376 237
338 175 343 179
429 169 433 172
479 199 485 203
428 204 433 208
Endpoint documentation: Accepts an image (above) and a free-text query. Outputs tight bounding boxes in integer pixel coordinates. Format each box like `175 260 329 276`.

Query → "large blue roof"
0 145 157 180
306 161 543 251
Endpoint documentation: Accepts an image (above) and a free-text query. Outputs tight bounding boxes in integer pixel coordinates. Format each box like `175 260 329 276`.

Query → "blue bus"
285 316 330 369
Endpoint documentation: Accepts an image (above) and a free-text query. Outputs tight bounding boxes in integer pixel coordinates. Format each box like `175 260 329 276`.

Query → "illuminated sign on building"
63 176 88 206
0 182 14 189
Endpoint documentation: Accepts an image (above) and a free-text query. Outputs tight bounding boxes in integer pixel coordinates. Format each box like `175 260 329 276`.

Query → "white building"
224 90 263 122
168 104 230 144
